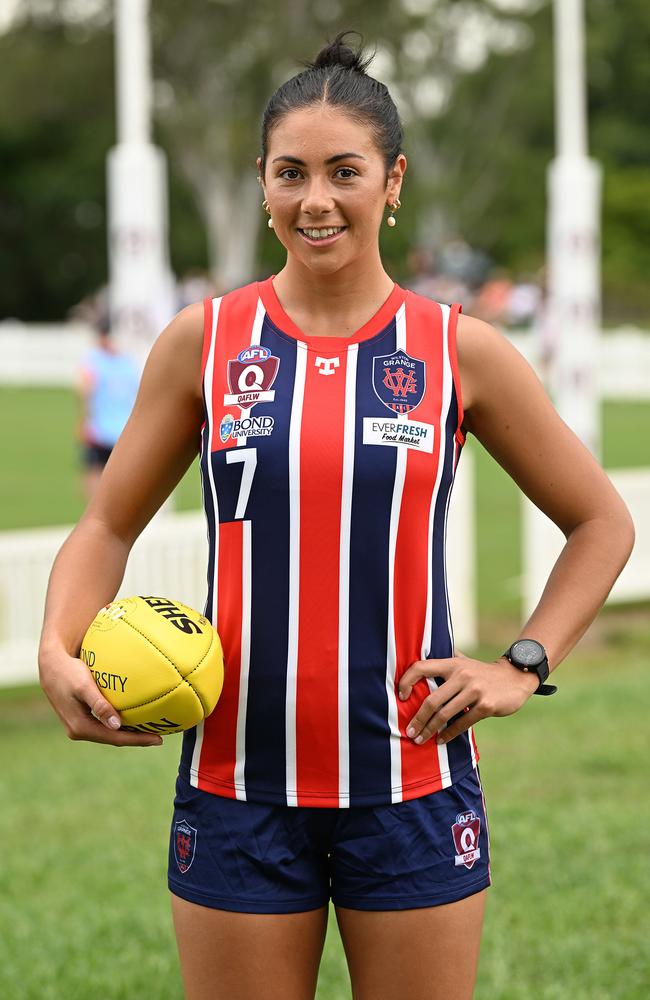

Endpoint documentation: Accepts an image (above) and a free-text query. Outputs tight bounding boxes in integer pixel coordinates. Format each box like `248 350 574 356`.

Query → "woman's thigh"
335 888 487 1000
171 892 329 1000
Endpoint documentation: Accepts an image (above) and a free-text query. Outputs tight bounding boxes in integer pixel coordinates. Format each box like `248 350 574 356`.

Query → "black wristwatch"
502 639 557 696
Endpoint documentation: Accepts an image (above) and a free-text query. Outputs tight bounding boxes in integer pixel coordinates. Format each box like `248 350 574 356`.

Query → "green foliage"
1 2 650 322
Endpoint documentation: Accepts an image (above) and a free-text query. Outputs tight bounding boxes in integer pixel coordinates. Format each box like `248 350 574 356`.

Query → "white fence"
2 321 650 397
0 449 477 687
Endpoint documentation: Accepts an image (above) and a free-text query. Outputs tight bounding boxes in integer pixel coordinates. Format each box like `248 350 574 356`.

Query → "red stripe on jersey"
393 298 446 790
210 284 261 454
295 349 348 804
196 519 243 797
447 303 465 445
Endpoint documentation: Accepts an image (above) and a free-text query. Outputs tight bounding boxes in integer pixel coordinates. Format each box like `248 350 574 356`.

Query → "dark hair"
259 30 404 185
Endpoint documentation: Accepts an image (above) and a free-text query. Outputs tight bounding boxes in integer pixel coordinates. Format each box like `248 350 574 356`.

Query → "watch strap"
534 681 558 696
502 643 558 696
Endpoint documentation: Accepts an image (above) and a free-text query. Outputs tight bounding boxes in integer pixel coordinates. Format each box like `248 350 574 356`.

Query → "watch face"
511 639 545 667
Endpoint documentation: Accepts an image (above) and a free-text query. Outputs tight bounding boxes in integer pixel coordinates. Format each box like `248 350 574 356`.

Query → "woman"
39 31 634 1000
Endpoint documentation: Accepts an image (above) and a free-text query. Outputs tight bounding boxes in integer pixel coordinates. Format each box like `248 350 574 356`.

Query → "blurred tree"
428 0 650 322
1 0 648 322
149 0 529 291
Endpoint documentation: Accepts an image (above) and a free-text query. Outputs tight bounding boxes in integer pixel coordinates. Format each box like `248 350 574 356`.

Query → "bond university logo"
224 346 279 410
222 345 279 441
451 810 481 870
315 356 340 376
363 348 434 452
174 819 197 874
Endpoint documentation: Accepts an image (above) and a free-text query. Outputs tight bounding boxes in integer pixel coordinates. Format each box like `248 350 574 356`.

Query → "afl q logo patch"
174 819 197 874
451 810 481 870
224 345 280 411
373 349 425 414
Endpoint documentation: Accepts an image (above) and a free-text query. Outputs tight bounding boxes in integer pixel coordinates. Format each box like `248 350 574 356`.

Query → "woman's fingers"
398 657 456 700
406 690 475 745
435 707 483 746
67 711 163 747
41 654 163 747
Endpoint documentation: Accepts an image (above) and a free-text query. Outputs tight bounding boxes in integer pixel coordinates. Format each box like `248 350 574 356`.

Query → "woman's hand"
39 647 163 747
397 649 540 745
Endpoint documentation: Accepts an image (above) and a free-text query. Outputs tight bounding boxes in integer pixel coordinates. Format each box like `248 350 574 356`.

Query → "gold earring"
387 197 401 228
262 198 273 229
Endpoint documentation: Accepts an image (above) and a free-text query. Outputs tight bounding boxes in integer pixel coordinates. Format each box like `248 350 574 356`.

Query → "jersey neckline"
257 274 408 350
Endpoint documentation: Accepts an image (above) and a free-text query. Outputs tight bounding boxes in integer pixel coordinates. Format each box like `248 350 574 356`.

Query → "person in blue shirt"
76 315 140 500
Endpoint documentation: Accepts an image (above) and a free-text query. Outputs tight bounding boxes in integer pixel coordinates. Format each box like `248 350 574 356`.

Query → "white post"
546 0 601 459
107 0 176 369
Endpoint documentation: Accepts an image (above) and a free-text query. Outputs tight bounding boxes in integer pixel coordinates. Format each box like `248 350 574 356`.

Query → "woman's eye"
278 168 357 180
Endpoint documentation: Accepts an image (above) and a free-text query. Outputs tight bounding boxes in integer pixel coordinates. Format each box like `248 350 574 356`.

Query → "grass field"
2 632 649 998
1 388 649 997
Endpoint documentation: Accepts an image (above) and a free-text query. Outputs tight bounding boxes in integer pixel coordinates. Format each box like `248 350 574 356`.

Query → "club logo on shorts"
372 350 426 414
451 810 481 870
224 346 280 410
174 819 197 874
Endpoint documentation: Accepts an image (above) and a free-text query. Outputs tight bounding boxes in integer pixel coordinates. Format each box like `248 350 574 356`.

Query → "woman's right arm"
38 301 205 747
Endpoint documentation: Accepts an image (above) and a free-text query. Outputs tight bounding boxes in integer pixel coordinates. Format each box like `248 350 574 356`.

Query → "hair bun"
306 30 374 74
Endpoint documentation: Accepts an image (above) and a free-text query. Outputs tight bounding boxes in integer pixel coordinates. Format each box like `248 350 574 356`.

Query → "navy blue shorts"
168 766 491 913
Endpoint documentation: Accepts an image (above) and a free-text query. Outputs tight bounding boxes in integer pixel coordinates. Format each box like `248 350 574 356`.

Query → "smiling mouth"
297 226 347 244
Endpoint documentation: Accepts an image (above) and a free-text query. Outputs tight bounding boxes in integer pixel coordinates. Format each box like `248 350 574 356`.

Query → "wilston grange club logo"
173 819 197 874
373 349 426 414
224 346 280 411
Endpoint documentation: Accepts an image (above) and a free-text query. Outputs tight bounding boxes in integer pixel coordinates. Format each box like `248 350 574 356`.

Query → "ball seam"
120 616 214 715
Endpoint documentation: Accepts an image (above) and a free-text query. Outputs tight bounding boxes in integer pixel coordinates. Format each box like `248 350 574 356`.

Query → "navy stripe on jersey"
238 316 298 797
347 322 398 802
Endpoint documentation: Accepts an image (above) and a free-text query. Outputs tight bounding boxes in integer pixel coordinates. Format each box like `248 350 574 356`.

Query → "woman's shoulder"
456 312 520 416
456 311 549 429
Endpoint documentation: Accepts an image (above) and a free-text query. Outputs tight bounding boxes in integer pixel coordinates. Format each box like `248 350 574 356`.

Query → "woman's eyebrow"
272 152 367 165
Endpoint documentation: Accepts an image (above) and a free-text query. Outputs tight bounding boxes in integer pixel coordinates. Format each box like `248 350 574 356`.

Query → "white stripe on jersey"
421 303 453 787
191 295 222 783
386 302 408 802
338 342 358 807
285 342 308 807
233 518 252 798
236 296 267 446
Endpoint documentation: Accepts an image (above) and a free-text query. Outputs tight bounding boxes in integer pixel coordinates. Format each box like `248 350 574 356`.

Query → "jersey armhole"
200 296 214 434
447 302 466 446
201 296 214 379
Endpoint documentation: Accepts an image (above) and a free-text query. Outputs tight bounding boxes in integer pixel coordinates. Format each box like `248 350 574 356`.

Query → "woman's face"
257 105 406 275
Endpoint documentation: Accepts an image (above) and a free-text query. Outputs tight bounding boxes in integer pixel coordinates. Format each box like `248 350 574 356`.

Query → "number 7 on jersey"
225 447 257 519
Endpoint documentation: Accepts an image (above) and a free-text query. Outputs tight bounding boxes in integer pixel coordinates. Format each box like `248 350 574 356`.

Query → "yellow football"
80 596 224 734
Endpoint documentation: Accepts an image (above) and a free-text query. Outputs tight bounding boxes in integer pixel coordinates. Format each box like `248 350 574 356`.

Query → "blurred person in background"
176 269 218 310
76 313 140 500
406 244 473 308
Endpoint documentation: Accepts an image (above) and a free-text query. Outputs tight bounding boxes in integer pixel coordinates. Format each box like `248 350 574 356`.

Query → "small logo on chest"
372 349 426 414
315 356 340 376
224 346 280 410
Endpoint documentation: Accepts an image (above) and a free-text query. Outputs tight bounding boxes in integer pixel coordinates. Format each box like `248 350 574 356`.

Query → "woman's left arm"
398 314 636 746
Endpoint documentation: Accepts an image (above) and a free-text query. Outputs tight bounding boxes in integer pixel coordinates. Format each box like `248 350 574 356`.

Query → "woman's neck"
271 257 395 336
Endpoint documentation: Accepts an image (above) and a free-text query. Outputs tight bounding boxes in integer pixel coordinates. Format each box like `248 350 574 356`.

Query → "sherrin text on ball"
80 596 224 734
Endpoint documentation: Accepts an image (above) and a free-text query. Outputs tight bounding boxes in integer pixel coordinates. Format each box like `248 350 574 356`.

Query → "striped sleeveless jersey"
179 275 479 807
